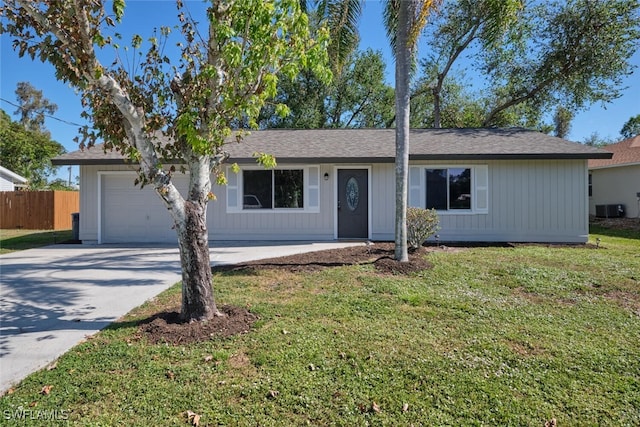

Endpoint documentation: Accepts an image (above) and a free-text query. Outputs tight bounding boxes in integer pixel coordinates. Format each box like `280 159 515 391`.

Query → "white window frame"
226 165 320 213
409 165 489 215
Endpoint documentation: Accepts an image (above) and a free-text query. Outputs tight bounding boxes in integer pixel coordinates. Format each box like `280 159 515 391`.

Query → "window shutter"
474 165 488 213
307 166 320 211
226 166 238 210
409 166 422 207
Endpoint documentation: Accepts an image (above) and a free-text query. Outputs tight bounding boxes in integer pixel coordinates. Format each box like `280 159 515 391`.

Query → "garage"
100 173 187 243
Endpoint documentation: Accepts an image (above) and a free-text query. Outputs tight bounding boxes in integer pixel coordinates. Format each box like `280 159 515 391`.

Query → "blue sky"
1 0 638 181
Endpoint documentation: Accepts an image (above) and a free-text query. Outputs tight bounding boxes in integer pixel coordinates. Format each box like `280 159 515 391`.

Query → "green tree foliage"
14 81 58 132
480 0 639 126
262 49 394 128
417 0 639 128
417 0 523 128
620 114 640 139
48 177 78 191
1 0 330 322
411 68 485 128
582 132 615 147
553 106 573 139
327 49 395 127
305 0 363 75
0 109 65 188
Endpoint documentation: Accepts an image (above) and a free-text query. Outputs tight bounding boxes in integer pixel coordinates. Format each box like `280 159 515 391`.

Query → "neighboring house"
588 135 640 219
52 128 611 244
0 166 28 191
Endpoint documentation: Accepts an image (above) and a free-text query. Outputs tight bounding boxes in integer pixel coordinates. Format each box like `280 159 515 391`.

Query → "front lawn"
1 230 638 425
0 229 73 254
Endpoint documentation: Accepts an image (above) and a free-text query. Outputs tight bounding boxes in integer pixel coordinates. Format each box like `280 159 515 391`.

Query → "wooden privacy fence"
0 191 79 230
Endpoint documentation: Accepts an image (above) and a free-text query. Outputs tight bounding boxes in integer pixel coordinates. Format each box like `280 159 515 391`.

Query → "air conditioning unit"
595 204 626 218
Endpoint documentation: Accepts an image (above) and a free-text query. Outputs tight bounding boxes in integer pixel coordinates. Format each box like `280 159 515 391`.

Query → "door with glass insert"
337 169 368 239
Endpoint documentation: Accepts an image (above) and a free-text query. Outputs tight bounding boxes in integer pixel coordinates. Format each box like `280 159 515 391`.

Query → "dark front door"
337 169 368 239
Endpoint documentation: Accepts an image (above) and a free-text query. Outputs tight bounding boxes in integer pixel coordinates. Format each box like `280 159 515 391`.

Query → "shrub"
407 207 440 249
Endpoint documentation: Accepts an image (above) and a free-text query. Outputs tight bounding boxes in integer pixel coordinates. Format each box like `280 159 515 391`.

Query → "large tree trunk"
177 200 220 322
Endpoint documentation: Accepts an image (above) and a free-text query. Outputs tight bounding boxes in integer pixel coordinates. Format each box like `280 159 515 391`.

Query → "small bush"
407 207 440 249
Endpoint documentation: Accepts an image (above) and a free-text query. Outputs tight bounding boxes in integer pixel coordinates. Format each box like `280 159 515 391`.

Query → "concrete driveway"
0 241 361 393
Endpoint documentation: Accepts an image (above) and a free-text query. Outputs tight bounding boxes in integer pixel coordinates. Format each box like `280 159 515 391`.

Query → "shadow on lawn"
590 218 640 240
0 230 74 251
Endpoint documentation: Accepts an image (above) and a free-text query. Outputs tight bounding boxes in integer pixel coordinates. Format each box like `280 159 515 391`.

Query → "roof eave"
589 161 640 170
51 158 134 166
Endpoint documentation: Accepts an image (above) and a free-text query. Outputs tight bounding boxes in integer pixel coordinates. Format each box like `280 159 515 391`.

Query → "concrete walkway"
0 241 361 393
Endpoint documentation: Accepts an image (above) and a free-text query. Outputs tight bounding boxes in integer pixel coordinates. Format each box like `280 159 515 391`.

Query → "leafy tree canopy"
0 0 331 322
620 114 640 139
261 49 394 128
417 0 639 128
0 109 65 189
14 81 58 133
582 131 616 147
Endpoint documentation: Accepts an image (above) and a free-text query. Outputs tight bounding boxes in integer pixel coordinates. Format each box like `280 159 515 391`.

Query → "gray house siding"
589 164 640 218
208 164 339 241
80 158 590 244
61 128 610 245
371 160 589 243
79 165 187 244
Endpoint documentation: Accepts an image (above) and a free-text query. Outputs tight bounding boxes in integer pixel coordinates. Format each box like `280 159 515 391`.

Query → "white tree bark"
13 0 219 320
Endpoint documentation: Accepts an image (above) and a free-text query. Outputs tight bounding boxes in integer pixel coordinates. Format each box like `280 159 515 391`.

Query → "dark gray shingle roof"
52 128 612 165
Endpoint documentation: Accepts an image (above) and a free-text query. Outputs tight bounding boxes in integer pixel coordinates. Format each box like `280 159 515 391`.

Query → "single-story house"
52 128 612 244
588 135 640 219
0 165 28 191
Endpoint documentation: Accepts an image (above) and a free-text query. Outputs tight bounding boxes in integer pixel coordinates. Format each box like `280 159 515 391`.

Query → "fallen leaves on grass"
183 410 201 426
359 401 381 414
40 385 53 395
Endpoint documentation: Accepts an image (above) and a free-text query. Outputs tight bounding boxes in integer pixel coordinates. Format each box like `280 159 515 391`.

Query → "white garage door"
101 174 188 243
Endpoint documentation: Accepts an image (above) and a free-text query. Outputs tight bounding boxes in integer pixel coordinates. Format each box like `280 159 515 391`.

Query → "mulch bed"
212 242 433 275
138 305 258 345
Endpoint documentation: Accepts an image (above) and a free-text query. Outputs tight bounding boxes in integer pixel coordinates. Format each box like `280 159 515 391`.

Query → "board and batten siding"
370 159 589 243
207 164 335 241
81 159 589 244
79 164 189 243
79 165 129 243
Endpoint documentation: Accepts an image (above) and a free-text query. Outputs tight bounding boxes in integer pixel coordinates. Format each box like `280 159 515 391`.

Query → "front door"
337 169 369 239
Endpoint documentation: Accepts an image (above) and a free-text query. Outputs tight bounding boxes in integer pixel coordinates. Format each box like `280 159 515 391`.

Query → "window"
588 173 592 197
409 165 487 213
242 169 304 210
227 166 320 213
426 168 472 210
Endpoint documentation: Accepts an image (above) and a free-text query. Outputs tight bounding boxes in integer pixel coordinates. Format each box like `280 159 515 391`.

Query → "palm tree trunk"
394 0 413 262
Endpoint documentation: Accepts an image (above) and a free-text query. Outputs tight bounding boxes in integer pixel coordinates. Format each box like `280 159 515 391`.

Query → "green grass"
1 230 638 426
0 229 73 254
